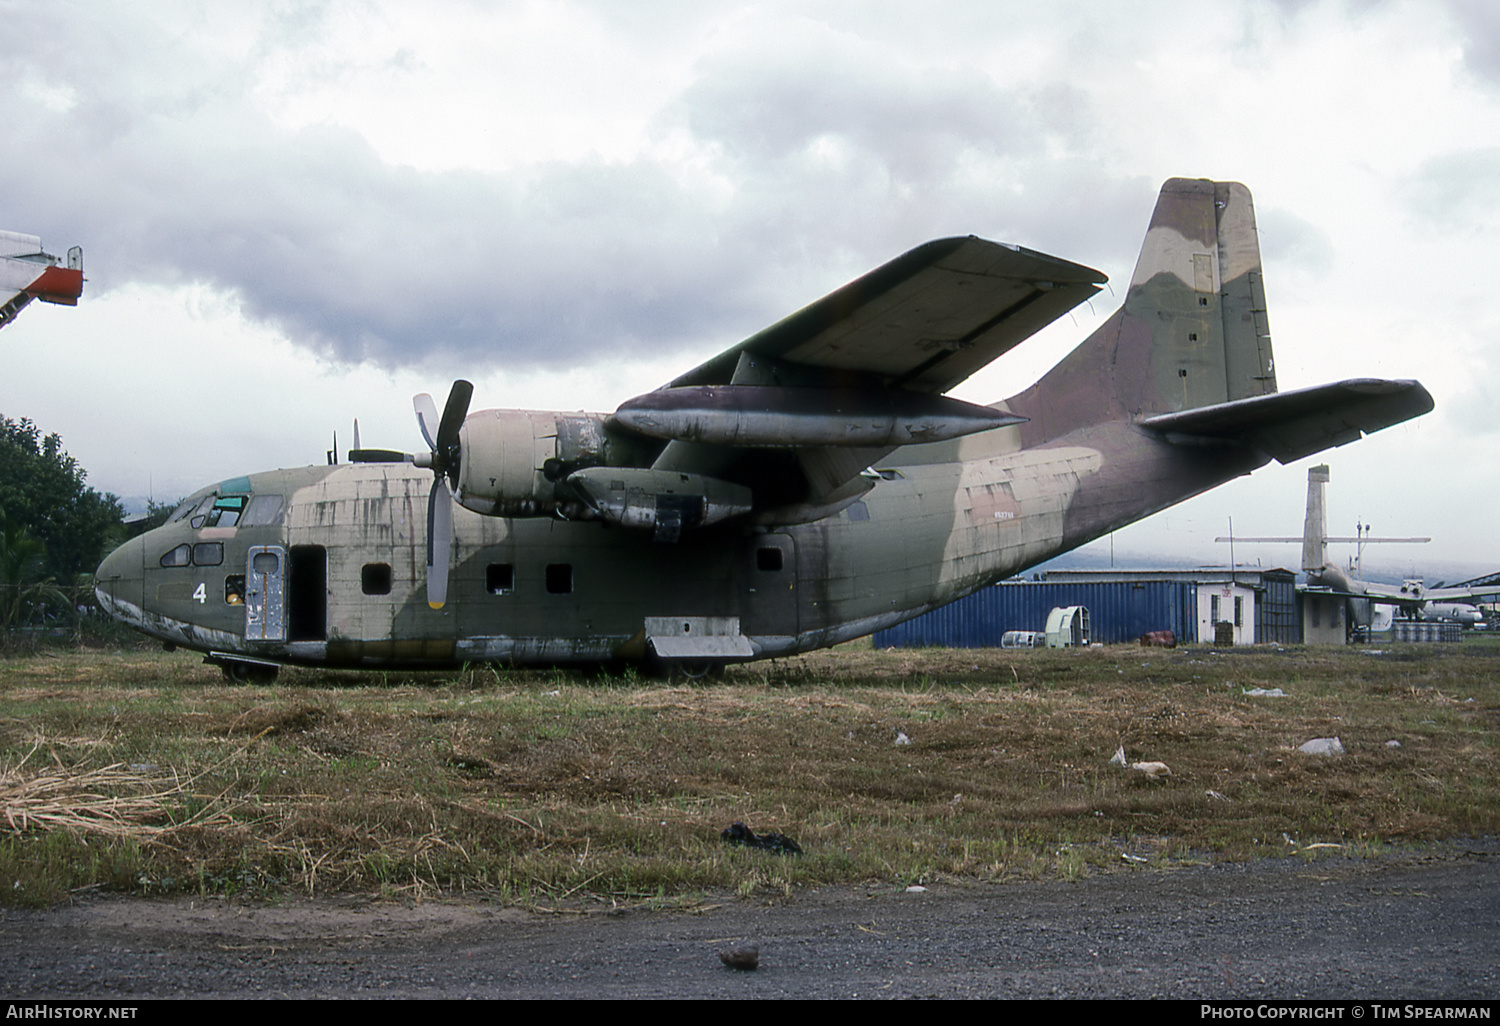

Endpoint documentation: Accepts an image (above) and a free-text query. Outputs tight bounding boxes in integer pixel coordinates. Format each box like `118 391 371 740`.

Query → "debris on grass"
721 821 803 855
1129 761 1172 780
1111 745 1172 779
1298 737 1345 757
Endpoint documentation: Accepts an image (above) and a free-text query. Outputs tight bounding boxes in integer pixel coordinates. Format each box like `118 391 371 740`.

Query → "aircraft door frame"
740 533 799 638
244 545 286 642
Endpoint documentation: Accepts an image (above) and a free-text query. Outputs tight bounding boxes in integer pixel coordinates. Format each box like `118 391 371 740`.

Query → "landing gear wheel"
220 661 280 685
648 660 722 682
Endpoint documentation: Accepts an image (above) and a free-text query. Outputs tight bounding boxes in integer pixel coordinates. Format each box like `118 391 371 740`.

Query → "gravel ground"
3 840 1497 999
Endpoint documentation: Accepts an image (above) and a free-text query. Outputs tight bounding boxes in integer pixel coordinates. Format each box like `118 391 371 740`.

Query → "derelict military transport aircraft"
95 179 1434 682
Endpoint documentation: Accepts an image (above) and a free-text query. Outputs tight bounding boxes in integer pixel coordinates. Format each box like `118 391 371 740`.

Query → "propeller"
345 417 414 463
412 381 473 609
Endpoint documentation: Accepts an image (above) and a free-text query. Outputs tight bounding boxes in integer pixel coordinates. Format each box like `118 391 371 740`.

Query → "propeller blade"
416 380 472 608
426 477 453 609
348 448 412 464
437 380 474 455
414 393 440 452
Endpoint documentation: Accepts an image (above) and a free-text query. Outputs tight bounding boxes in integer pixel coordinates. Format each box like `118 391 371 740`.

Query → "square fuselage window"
361 563 393 595
546 563 572 595
487 563 514 595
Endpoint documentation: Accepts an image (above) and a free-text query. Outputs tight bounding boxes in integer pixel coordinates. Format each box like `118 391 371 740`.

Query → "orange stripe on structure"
26 266 83 305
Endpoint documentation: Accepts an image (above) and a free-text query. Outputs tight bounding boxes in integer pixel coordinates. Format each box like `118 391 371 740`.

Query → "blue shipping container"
873 580 1199 647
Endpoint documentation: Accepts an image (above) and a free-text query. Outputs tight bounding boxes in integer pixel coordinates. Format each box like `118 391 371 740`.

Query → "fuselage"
93 417 1264 671
90 179 1434 671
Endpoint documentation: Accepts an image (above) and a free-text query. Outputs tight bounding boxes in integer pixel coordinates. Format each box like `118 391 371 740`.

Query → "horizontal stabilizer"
1140 378 1433 464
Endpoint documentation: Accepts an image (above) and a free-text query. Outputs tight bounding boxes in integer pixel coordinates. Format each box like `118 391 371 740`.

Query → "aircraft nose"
94 535 146 615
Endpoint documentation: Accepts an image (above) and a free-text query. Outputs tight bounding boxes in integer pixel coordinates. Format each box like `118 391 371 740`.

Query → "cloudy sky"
3 0 1498 578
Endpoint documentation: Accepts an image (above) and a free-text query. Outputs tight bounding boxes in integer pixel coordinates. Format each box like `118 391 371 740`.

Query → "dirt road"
3 841 1497 999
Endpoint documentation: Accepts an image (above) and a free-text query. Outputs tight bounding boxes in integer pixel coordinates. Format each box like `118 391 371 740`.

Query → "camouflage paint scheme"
94 180 1433 680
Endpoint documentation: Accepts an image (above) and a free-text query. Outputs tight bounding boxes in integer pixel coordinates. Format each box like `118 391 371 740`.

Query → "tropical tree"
0 415 124 583
0 512 66 631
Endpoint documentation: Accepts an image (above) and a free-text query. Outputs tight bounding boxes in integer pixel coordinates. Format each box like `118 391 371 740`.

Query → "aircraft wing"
1140 378 1434 464
610 237 1103 523
1318 582 1492 608
666 236 1106 394
1307 574 1424 605
1424 587 1500 602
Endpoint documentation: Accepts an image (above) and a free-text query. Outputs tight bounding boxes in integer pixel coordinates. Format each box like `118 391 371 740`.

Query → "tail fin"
1010 179 1431 458
1124 178 1277 409
1008 178 1277 437
1302 464 1331 573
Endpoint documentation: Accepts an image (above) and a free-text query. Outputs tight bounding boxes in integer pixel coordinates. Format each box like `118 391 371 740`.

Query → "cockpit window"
186 494 218 529
160 544 191 567
168 496 199 523
204 496 247 528
241 494 284 527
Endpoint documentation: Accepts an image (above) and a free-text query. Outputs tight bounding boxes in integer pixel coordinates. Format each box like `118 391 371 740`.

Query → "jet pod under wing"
611 385 1023 448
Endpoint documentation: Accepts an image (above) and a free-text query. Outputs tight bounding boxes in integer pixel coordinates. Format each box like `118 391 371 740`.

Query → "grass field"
2 641 1497 906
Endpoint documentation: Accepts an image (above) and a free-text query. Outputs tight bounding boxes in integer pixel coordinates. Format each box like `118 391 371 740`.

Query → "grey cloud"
1 3 1150 375
3 72 762 370
1256 207 1336 278
681 39 1043 185
1398 148 1500 234
1443 0 1500 85
674 38 1146 278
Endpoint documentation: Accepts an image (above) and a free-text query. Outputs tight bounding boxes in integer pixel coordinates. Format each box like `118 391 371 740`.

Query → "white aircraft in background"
0 230 82 331
1223 465 1492 627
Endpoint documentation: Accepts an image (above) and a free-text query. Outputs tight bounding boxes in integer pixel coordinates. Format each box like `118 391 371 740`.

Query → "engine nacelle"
454 410 612 517
565 467 753 542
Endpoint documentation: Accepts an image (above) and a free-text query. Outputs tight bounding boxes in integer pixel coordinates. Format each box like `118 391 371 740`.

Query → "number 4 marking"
193 583 207 604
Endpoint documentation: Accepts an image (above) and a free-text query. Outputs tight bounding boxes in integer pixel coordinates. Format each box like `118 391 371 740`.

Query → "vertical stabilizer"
1009 179 1278 442
1124 179 1277 409
1302 464 1330 573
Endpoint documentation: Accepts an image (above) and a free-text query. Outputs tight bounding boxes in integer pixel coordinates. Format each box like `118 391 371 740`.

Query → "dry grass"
1 641 1497 905
4 757 198 837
